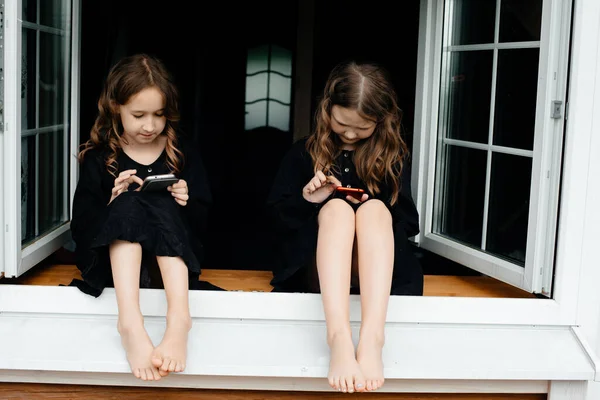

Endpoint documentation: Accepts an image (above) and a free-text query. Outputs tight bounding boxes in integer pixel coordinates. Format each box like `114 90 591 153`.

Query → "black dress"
69 136 213 297
266 137 423 296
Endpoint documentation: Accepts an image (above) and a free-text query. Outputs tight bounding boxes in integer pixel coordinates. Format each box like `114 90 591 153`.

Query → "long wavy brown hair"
78 53 183 177
306 61 409 205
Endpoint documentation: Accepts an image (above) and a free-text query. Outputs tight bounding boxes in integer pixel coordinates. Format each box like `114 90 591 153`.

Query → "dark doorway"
79 0 422 272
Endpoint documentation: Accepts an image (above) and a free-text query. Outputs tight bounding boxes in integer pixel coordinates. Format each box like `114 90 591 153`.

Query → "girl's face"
119 86 167 146
330 105 377 150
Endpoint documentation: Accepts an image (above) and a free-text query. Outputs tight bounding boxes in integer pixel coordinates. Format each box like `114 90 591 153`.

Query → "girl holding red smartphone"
267 61 422 394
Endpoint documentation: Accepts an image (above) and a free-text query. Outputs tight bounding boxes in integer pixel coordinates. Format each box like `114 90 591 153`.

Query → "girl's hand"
344 192 369 205
109 169 144 204
302 171 342 204
168 179 189 206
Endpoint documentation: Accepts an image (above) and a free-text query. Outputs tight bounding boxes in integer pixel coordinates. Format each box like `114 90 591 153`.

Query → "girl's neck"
121 135 167 165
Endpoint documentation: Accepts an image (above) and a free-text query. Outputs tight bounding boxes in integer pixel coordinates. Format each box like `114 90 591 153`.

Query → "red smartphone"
335 186 365 200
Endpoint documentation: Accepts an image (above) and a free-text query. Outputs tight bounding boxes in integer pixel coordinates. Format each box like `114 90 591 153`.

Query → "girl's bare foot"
357 333 385 391
118 319 162 381
327 332 366 393
151 315 192 376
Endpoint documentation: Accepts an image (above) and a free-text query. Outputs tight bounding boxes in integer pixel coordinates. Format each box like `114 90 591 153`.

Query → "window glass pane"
22 29 37 131
38 130 67 235
493 48 539 150
486 153 532 264
40 0 69 29
268 73 292 105
22 0 38 24
39 32 67 127
245 73 268 103
499 0 543 43
247 45 269 75
443 50 493 143
245 101 267 131
270 45 292 76
267 101 290 132
435 145 487 248
21 136 36 245
448 0 496 45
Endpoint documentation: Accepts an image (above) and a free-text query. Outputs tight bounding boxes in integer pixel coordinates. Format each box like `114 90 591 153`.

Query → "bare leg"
355 200 394 391
110 240 162 381
151 256 191 376
317 199 365 393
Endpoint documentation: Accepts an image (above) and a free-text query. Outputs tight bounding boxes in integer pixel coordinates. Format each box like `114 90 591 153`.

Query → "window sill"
0 285 597 392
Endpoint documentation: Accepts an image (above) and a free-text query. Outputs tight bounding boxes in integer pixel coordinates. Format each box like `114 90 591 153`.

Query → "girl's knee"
318 198 355 224
357 199 392 222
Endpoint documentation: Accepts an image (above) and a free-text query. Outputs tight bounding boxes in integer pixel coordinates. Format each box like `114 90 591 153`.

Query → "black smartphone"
140 174 179 192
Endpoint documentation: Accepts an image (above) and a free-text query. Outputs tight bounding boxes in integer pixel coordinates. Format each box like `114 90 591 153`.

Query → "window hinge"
551 100 563 119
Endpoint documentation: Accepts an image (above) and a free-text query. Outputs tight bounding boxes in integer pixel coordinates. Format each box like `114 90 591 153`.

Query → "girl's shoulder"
79 144 110 165
289 136 311 158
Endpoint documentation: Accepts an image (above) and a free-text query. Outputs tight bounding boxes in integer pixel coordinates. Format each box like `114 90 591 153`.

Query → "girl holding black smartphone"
71 54 211 381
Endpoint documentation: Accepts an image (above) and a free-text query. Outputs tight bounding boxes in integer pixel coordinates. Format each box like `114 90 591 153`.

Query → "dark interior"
78 0 477 276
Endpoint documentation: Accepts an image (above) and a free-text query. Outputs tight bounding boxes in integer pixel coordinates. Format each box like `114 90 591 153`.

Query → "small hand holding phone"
335 186 366 201
140 174 179 192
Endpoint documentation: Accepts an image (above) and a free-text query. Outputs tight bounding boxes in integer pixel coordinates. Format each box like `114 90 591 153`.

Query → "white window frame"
0 0 600 354
0 0 599 396
0 0 597 327
411 0 572 295
2 0 77 278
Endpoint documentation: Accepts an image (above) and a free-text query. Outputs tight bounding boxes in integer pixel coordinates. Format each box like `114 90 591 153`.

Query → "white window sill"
0 285 597 393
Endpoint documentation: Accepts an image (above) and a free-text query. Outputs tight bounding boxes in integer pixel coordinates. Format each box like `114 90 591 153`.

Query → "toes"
132 368 141 379
168 359 177 372
328 376 336 390
366 380 373 391
151 356 163 369
160 358 171 372
355 379 365 392
333 376 341 391
339 378 348 393
158 368 170 377
175 361 185 372
139 369 148 381
345 377 354 393
151 367 162 381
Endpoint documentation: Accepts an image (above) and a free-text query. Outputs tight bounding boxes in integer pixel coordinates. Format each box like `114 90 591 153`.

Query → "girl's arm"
388 161 420 238
71 149 112 246
266 139 321 233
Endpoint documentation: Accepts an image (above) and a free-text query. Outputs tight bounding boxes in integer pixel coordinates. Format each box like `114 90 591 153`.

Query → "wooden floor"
0 263 536 298
0 383 546 399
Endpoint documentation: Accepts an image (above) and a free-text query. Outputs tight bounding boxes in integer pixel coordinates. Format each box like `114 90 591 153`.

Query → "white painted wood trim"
573 327 600 382
0 371 550 394
548 381 588 400
18 223 70 276
421 233 526 289
551 0 600 325
69 0 81 217
3 0 22 278
0 285 566 326
0 313 594 387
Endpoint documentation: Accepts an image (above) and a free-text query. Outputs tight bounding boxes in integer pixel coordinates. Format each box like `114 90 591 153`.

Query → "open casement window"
2 0 78 277
413 0 572 295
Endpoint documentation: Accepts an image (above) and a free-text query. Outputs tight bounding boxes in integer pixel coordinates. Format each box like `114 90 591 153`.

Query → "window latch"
551 100 563 119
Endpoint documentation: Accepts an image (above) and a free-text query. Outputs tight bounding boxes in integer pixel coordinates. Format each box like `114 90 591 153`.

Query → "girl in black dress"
267 61 422 393
71 54 211 381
